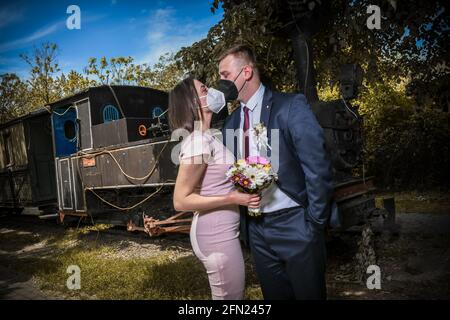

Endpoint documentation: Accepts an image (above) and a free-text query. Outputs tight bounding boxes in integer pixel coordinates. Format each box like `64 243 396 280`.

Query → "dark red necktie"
243 106 250 159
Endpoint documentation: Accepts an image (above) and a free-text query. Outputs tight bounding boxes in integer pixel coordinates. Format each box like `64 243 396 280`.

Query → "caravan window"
64 120 76 141
103 105 119 123
152 106 165 119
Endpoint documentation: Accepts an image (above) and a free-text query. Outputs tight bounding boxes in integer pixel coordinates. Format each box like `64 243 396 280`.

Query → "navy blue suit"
222 87 335 299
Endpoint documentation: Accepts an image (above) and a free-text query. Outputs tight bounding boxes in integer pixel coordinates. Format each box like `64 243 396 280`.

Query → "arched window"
152 106 165 119
103 105 119 123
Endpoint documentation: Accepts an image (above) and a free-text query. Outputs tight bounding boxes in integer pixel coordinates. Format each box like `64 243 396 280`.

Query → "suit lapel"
260 87 273 127
260 87 273 157
232 106 241 129
223 107 242 158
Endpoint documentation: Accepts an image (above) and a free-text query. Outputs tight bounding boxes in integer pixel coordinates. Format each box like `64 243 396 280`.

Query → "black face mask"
216 68 245 102
211 102 230 127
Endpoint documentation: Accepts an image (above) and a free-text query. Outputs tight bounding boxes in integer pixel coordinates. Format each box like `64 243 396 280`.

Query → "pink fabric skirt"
190 206 245 300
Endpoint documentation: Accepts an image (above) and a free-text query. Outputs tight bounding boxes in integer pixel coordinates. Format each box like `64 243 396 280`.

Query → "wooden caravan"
0 109 57 214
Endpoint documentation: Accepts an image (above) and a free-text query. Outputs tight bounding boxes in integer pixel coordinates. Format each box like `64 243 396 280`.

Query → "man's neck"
240 80 262 105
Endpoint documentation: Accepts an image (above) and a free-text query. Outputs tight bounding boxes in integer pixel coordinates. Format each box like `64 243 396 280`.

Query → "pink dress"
179 130 244 300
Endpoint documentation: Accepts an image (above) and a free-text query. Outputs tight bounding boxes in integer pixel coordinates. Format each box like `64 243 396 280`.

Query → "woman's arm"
173 155 260 212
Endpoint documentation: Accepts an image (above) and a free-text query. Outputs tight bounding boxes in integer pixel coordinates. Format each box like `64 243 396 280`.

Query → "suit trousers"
248 205 327 300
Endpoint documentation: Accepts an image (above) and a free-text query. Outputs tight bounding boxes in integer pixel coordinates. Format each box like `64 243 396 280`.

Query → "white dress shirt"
239 83 299 213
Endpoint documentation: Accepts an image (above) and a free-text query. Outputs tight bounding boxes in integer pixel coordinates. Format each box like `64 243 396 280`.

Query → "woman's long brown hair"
168 77 202 133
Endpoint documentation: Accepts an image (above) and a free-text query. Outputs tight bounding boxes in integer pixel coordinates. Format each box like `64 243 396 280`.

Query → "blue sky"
0 0 223 78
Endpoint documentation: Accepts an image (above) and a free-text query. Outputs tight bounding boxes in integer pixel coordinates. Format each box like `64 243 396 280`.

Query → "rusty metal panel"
91 118 129 148
91 118 159 149
76 99 92 150
334 178 375 202
79 140 179 188
71 157 86 211
59 158 73 210
338 195 376 230
80 160 103 187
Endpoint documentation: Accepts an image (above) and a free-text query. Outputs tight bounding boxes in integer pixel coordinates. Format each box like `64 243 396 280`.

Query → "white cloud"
137 7 218 66
146 8 175 42
83 13 108 24
0 11 106 54
0 21 62 53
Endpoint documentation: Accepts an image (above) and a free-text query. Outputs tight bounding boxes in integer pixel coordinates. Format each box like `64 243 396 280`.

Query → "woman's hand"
228 190 261 208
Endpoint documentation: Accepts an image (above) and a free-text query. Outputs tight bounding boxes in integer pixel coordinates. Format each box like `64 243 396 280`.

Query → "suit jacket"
222 87 339 246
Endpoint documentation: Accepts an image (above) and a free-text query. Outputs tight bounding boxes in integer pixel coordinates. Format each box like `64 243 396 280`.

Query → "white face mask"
199 87 226 114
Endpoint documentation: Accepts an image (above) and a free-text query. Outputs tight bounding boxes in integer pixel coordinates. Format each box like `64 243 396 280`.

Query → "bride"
168 76 260 300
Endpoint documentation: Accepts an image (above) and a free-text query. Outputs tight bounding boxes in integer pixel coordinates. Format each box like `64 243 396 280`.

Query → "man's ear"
244 65 254 81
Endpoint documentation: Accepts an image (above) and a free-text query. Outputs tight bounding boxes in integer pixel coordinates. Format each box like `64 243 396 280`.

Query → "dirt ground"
1 194 449 299
326 212 450 299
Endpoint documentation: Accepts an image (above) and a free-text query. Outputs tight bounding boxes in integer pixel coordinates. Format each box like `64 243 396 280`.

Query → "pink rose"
246 156 269 165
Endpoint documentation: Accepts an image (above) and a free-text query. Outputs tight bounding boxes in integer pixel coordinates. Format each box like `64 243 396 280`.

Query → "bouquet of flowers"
226 155 278 216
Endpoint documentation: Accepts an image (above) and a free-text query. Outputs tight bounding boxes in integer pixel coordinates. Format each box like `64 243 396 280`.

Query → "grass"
0 224 262 300
375 190 450 214
29 249 211 299
4 190 446 300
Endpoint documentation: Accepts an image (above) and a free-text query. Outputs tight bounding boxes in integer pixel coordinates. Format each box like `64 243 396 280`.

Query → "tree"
175 0 449 188
20 42 61 108
56 70 97 97
0 73 30 124
177 0 449 98
84 54 185 91
84 56 141 85
137 53 186 92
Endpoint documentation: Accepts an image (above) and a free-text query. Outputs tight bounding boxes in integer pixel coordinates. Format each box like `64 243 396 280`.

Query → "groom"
219 44 334 300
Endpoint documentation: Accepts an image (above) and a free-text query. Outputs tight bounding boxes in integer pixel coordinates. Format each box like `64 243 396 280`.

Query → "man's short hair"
217 44 258 71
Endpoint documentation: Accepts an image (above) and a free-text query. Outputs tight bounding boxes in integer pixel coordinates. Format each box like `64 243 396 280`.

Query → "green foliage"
355 80 450 189
141 53 186 92
84 56 141 85
178 0 449 91
83 53 185 91
20 42 61 108
56 70 97 97
0 73 30 123
177 0 298 91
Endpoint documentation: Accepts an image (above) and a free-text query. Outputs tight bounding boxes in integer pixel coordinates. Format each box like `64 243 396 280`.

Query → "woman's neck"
200 114 212 132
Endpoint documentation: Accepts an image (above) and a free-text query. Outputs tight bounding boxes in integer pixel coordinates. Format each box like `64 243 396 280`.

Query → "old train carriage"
0 82 395 238
0 108 57 214
49 85 186 235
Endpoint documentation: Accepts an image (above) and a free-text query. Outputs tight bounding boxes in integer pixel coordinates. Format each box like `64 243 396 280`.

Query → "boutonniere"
252 122 271 152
